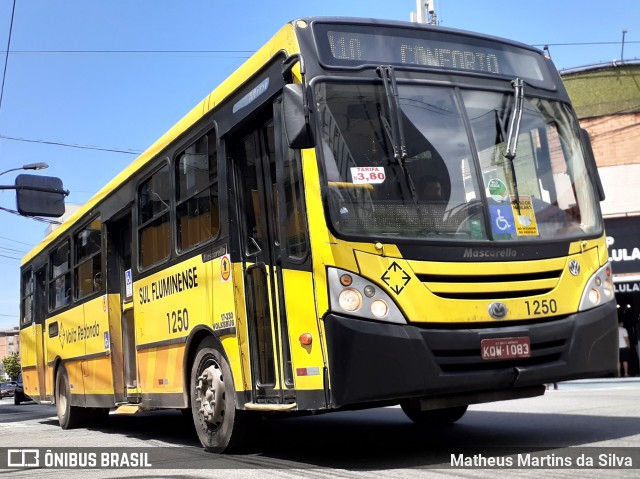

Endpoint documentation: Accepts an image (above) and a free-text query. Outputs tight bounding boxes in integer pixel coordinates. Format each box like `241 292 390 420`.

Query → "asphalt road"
1 381 640 478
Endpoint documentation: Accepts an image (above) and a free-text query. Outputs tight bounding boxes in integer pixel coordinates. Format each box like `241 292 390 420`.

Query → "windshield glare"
316 82 601 242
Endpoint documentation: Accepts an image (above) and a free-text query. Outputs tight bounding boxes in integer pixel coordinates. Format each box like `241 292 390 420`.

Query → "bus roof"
21 21 300 266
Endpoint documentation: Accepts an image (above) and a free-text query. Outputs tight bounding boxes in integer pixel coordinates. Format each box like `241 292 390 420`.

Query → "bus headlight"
328 267 406 324
339 289 362 312
603 278 614 298
371 299 389 318
588 288 600 305
579 262 615 311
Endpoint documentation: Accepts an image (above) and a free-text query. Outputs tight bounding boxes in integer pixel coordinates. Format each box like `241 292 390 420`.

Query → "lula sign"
605 217 640 276
615 282 640 294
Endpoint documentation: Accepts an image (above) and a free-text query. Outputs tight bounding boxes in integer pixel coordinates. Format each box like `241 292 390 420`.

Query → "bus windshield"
316 82 601 242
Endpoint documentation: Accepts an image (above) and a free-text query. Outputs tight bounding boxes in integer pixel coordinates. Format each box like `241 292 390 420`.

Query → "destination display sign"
314 24 552 86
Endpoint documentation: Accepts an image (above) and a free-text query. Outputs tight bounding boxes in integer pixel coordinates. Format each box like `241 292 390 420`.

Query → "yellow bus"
19 17 617 452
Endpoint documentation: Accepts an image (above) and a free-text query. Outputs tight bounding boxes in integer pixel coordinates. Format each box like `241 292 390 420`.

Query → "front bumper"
324 301 617 408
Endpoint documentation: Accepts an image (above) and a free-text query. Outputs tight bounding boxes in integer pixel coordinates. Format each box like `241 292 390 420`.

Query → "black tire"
14 392 22 405
55 364 87 429
401 402 468 426
190 337 254 453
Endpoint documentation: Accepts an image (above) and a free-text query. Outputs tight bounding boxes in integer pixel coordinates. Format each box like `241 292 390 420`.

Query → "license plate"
481 337 531 361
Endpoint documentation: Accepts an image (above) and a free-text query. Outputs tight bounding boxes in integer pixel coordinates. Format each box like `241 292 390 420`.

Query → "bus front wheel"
401 402 468 426
190 337 253 453
55 364 86 429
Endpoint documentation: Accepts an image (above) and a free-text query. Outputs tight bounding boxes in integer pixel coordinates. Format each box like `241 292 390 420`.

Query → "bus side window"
49 240 71 310
20 268 33 325
176 132 219 251
138 165 171 269
282 149 309 260
74 217 102 299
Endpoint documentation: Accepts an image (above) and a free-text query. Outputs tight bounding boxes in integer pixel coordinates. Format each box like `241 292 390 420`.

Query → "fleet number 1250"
524 299 558 316
167 308 189 333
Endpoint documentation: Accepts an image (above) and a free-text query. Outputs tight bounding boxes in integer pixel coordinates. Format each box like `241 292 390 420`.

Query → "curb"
552 378 640 389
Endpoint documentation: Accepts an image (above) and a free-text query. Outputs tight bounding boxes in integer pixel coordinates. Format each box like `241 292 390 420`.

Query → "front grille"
432 289 552 300
418 270 562 283
418 269 563 300
436 353 563 373
420 321 571 374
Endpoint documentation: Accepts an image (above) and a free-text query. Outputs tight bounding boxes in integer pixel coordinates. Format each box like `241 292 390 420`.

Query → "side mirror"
15 174 67 217
580 129 605 202
282 83 314 149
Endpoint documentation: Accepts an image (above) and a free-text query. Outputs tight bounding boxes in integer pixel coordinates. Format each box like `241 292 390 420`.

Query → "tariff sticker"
351 167 386 184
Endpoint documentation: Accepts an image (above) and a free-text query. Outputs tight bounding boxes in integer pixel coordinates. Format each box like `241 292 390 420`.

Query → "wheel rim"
195 357 225 429
57 373 67 419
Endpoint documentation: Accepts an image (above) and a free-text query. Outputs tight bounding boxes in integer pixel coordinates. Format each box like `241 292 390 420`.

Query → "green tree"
2 354 21 381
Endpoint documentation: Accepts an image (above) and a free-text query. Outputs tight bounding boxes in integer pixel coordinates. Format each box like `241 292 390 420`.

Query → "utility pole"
621 29 628 63
411 0 438 25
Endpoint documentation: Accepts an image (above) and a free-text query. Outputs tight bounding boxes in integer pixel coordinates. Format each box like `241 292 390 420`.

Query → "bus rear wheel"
55 364 87 429
401 402 468 426
190 337 253 453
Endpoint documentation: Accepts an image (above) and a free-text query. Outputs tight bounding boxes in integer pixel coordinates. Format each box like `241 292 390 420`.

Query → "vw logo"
488 302 508 319
568 260 580 276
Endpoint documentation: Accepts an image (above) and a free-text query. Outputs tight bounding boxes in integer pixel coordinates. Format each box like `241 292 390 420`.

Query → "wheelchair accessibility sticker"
489 205 516 235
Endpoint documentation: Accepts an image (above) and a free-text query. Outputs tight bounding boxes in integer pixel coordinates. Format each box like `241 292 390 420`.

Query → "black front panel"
324 301 617 408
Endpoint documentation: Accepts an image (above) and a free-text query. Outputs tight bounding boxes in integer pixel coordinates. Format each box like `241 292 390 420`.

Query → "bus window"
20 268 33 325
74 218 103 299
463 90 600 239
49 241 71 310
138 165 171 269
282 148 309 260
176 133 219 251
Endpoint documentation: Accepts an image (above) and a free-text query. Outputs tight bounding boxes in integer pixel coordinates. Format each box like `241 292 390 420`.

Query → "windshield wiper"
505 78 525 160
377 66 407 160
504 78 525 213
376 65 419 204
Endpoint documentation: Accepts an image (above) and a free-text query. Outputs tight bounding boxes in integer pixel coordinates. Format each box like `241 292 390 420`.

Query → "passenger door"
33 267 48 400
105 210 136 402
229 109 295 404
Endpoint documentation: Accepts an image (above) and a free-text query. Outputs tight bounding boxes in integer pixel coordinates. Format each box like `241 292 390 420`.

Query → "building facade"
0 328 20 379
562 62 640 375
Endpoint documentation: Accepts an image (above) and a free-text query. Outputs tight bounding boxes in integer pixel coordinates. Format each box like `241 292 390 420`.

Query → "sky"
0 0 638 330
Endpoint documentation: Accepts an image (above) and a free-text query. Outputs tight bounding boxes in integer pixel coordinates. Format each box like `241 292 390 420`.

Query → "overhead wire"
0 134 142 154
532 40 640 48
0 0 16 116
0 206 61 224
4 49 253 56
0 234 34 246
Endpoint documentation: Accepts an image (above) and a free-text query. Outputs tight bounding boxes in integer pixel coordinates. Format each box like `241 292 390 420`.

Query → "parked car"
14 374 30 405
0 381 16 398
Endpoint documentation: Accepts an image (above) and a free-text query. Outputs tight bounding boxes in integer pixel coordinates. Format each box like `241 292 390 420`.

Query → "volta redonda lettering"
59 321 100 349
139 267 198 305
